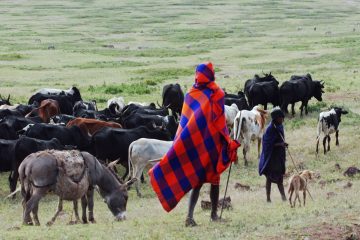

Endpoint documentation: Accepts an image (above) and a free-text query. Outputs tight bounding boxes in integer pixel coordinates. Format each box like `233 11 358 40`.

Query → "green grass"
1 0 360 239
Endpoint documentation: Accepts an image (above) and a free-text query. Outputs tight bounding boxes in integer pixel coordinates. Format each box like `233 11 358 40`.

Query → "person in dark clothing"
258 107 287 202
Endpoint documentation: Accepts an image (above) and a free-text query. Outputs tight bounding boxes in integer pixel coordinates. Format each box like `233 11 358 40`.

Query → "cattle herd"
0 72 349 225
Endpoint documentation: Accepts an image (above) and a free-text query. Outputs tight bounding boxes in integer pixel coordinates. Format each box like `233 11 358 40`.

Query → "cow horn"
107 159 119 169
157 101 162 108
7 94 10 101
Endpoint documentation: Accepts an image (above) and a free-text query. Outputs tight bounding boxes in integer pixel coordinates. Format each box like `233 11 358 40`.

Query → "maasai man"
258 107 288 202
149 62 240 227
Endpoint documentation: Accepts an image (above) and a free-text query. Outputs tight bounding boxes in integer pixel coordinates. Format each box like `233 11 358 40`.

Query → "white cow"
128 138 173 197
225 103 239 131
233 106 268 166
107 97 125 114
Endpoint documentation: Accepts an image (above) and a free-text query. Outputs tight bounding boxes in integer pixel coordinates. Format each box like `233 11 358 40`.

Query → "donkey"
18 150 136 226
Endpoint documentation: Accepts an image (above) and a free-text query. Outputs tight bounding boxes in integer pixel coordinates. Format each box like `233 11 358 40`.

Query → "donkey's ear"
125 178 137 187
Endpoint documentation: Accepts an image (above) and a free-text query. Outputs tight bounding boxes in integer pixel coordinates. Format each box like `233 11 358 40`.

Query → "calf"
66 118 122 136
25 99 60 123
233 106 268 166
316 107 348 154
128 138 173 197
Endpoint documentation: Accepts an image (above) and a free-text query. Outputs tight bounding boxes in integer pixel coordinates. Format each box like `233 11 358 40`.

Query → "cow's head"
313 80 325 101
263 72 279 85
0 94 11 106
333 107 348 123
70 86 82 102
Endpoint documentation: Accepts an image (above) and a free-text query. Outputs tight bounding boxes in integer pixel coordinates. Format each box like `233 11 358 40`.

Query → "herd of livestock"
0 72 349 225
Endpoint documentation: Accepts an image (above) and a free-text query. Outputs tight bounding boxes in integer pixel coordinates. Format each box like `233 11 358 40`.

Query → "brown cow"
25 99 60 123
66 118 122 136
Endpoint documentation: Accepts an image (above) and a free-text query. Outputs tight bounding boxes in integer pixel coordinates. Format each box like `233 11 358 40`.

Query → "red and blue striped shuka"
148 62 240 212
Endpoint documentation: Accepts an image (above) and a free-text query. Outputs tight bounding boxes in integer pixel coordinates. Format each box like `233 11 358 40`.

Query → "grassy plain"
0 0 360 239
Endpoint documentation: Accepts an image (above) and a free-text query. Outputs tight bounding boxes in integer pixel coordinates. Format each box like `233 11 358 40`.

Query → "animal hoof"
90 219 96 224
46 221 53 227
68 220 78 225
185 218 197 227
23 221 33 226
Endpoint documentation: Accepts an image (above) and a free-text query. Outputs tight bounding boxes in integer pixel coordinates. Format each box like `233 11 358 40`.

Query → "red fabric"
148 62 240 212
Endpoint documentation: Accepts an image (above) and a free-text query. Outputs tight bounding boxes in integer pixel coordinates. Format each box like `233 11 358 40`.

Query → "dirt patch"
326 92 359 102
269 223 360 240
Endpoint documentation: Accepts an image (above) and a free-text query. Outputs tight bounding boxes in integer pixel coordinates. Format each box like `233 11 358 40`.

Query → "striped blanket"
149 62 240 212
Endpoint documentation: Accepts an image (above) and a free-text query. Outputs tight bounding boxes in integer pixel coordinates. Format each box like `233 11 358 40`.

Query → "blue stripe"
153 165 175 203
196 64 214 81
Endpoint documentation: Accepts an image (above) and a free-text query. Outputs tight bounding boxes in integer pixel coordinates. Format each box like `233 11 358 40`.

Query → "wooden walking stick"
220 162 232 219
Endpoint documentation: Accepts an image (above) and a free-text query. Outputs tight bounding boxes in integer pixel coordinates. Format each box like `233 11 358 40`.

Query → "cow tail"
316 117 322 142
128 144 133 179
233 111 244 142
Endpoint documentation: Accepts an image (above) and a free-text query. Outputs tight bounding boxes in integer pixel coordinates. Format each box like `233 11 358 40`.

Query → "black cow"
0 139 16 173
8 136 66 193
248 82 280 109
121 104 169 122
0 115 37 135
122 113 178 138
0 109 22 119
162 83 184 119
225 91 246 99
50 114 76 125
244 73 279 101
25 123 91 151
73 100 98 117
224 91 249 110
28 93 80 115
34 86 81 99
0 122 18 140
91 125 172 179
245 73 280 109
0 94 11 106
280 74 325 116
13 103 38 116
316 107 348 155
